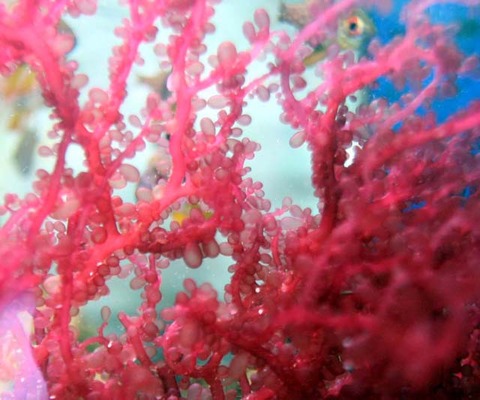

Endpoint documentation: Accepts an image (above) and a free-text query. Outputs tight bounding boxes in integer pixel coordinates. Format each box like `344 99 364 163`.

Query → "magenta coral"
0 0 480 398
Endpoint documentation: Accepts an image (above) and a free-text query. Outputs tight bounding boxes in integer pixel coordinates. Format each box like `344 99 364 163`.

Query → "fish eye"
344 15 365 37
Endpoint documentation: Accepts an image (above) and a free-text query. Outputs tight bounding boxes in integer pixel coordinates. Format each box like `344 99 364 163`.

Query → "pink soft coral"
0 0 479 399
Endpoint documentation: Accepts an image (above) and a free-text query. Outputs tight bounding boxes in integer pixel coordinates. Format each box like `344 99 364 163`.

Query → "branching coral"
0 0 479 399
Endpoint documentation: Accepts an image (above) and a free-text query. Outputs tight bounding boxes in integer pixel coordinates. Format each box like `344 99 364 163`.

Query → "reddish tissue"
0 0 480 399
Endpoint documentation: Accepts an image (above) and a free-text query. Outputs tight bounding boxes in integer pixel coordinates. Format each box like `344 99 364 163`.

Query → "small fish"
137 69 205 224
280 2 376 166
138 70 172 101
0 20 76 175
135 143 213 225
136 160 213 225
0 19 75 101
335 9 376 56
57 19 77 52
0 64 38 100
136 68 177 196
0 65 42 175
136 147 172 196
172 202 213 225
137 165 165 193
13 129 38 175
280 3 376 65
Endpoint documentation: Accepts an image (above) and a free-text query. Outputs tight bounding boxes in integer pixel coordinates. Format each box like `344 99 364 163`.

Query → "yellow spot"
303 45 328 66
0 65 38 99
172 202 213 225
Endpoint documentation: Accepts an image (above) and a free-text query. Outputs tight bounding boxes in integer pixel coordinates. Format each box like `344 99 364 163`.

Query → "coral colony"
0 0 480 398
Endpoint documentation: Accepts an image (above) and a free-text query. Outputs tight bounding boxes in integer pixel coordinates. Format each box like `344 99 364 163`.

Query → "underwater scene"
0 0 479 398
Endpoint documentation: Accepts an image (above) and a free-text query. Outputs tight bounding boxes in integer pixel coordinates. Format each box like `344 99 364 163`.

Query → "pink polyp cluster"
0 0 479 398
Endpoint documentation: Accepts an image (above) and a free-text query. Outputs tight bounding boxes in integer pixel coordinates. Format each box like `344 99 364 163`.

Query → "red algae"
0 0 480 399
